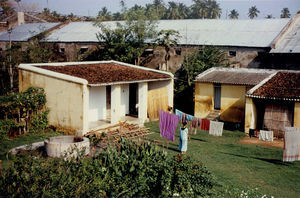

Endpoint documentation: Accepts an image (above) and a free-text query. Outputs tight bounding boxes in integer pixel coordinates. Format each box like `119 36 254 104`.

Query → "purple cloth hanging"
159 110 180 141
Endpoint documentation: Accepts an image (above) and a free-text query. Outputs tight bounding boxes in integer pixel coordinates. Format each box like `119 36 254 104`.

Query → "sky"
24 0 300 19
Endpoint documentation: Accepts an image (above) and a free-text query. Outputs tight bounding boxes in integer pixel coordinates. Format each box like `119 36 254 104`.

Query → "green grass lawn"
0 131 61 161
145 121 300 198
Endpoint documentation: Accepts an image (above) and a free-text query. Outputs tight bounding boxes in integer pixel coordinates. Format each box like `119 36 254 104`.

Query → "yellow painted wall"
194 83 214 118
19 70 85 133
294 103 300 130
220 85 246 123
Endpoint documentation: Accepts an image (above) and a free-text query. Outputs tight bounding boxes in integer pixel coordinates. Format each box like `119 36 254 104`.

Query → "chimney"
17 12 25 25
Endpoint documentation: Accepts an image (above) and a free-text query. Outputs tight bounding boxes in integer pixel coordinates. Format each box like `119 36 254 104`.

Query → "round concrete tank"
45 136 90 158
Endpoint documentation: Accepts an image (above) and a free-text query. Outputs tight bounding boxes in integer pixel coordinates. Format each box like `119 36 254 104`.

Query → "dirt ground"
238 136 284 149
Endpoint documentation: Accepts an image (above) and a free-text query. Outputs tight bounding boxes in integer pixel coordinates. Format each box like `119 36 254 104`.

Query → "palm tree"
280 8 291 18
97 7 112 21
206 0 221 19
178 3 190 19
228 9 239 19
265 14 273 19
191 0 207 19
248 6 260 19
165 1 180 19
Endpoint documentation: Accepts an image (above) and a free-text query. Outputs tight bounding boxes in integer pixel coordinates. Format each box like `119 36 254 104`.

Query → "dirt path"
238 136 284 149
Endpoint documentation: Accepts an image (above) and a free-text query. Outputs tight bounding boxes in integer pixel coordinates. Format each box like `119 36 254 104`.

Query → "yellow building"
195 68 300 134
194 67 275 126
246 71 300 137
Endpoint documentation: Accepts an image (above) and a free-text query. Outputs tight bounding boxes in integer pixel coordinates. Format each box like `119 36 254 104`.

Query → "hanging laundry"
209 121 224 136
191 117 201 134
200 119 210 131
259 130 274 142
283 127 300 162
175 109 194 122
159 110 180 141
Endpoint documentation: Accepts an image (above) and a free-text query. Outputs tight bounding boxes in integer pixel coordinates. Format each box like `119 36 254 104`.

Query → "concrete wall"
111 85 121 124
148 80 173 108
194 82 214 118
57 43 97 61
220 85 246 123
294 102 300 130
194 82 246 123
19 69 86 133
88 86 106 122
138 82 148 123
120 84 129 116
244 97 257 133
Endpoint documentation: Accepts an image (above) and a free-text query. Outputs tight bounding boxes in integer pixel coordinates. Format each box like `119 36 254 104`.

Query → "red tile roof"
38 63 171 84
250 72 300 100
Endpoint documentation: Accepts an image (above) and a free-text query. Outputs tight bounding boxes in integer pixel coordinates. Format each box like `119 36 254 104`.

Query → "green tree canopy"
229 9 239 19
280 8 291 18
174 46 228 114
248 6 260 19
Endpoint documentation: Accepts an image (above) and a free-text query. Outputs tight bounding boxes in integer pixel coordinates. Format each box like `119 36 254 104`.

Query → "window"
80 47 88 54
175 48 182 55
229 51 236 57
60 48 65 53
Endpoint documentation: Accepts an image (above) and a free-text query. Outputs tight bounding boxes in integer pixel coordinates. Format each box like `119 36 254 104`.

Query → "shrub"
0 139 215 197
30 110 49 133
0 119 17 140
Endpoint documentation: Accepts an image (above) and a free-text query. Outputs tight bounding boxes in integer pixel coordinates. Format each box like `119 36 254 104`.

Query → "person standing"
179 121 189 154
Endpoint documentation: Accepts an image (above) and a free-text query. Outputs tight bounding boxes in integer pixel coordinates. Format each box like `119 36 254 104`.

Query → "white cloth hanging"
259 130 274 142
209 121 224 136
283 127 300 162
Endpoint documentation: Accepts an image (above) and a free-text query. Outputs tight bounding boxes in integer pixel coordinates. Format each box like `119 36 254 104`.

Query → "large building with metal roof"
40 18 292 70
0 22 61 51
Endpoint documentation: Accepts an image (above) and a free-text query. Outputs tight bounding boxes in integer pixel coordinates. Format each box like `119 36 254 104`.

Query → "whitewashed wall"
88 86 106 122
120 84 129 116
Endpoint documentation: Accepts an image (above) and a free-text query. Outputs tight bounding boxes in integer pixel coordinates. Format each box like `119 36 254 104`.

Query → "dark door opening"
129 83 138 116
214 83 221 110
106 86 111 121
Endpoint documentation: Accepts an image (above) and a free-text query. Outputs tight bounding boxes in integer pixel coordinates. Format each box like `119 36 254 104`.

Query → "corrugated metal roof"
0 22 59 41
270 15 300 53
43 19 289 47
195 67 275 86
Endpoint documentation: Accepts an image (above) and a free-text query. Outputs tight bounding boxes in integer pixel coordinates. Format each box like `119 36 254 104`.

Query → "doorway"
129 83 138 116
214 83 221 110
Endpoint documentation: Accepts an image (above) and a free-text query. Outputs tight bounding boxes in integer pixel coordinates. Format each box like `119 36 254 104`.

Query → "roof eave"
246 94 300 102
88 78 173 87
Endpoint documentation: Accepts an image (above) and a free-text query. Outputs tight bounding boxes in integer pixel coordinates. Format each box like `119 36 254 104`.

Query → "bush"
30 110 49 133
0 119 17 140
0 139 215 197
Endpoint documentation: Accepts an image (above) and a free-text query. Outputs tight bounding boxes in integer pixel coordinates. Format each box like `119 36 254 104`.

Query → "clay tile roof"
38 63 171 84
195 67 275 86
249 72 300 101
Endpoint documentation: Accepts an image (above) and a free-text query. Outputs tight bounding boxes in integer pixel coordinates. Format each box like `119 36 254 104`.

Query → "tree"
265 14 273 19
229 9 239 19
248 6 260 19
155 29 181 71
174 46 228 114
206 0 221 19
165 1 180 19
87 3 158 65
97 7 112 21
280 8 291 18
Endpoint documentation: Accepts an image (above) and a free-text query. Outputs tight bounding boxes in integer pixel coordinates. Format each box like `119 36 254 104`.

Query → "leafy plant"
0 139 215 197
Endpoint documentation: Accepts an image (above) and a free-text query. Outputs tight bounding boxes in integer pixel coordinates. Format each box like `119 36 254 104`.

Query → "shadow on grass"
190 137 208 142
221 152 291 166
